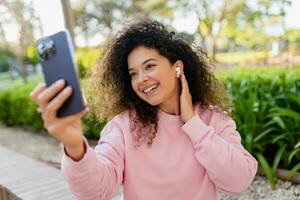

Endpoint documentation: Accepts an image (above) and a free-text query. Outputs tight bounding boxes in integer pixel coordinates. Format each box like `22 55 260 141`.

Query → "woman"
30 19 257 200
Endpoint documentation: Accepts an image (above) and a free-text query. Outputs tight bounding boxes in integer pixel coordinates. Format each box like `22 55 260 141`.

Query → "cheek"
131 80 139 94
161 73 174 85
164 77 177 92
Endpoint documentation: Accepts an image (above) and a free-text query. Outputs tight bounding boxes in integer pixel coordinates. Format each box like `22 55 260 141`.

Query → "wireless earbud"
175 66 181 78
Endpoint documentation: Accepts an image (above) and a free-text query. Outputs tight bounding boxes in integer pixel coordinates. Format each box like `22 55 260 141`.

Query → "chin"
142 98 161 106
147 101 160 106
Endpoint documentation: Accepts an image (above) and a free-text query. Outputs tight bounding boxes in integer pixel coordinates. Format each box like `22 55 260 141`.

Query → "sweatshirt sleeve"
181 111 258 195
61 120 125 200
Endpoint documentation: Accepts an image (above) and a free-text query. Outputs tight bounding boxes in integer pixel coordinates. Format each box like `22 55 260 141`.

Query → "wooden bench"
0 145 75 200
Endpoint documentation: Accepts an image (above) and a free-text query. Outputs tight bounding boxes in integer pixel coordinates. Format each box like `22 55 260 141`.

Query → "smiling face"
128 46 181 110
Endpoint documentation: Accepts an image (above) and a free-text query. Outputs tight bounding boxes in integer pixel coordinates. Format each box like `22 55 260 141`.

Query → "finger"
37 79 65 106
45 86 73 115
57 107 89 126
45 108 88 135
180 72 190 93
30 83 46 103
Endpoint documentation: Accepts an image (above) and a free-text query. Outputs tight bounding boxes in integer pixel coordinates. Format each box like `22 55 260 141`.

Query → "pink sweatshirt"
61 105 257 200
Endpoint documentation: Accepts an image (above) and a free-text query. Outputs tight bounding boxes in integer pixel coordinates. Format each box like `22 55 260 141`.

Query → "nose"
137 72 148 84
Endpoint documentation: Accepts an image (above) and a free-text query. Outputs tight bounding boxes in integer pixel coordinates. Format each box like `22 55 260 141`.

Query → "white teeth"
143 84 159 93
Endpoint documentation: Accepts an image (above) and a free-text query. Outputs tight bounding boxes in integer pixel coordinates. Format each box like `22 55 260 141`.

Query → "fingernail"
66 86 72 91
56 79 65 85
63 86 71 94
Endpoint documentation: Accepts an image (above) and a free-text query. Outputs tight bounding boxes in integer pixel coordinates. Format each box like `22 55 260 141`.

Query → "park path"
0 123 123 200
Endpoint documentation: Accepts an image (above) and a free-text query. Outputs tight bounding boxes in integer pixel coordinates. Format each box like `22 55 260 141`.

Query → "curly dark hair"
87 19 233 146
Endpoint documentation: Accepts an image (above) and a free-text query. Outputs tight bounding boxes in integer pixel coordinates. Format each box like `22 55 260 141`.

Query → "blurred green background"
0 0 299 189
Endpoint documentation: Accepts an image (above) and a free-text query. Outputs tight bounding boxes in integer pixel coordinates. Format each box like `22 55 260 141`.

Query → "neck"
159 82 181 115
159 103 180 115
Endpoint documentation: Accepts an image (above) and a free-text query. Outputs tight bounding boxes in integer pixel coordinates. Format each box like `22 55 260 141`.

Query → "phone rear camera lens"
36 37 56 61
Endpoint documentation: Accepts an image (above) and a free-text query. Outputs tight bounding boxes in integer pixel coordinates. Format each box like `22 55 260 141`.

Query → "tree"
61 0 76 48
72 0 133 46
0 22 10 47
0 0 42 83
257 0 292 36
71 0 174 47
174 0 249 59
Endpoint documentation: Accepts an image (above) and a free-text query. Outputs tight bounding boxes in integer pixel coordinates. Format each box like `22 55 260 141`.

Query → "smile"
143 83 159 94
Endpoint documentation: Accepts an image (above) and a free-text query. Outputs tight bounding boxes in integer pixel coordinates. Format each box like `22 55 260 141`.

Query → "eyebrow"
128 58 158 71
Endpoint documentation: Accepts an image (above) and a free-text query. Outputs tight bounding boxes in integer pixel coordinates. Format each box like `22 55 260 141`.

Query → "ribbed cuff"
61 137 95 172
181 114 213 144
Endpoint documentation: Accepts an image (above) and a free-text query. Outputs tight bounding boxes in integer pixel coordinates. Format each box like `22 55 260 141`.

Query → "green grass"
0 73 43 90
0 72 14 81
216 65 300 81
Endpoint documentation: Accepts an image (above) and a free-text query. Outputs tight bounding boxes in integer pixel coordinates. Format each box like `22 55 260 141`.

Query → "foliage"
217 66 300 189
285 29 300 43
72 0 173 43
216 50 268 64
27 46 40 65
82 113 106 140
285 29 300 55
0 82 105 139
0 47 16 72
0 83 43 129
76 48 100 78
0 0 41 58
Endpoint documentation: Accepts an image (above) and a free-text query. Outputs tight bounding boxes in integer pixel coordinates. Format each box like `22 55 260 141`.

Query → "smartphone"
36 30 85 117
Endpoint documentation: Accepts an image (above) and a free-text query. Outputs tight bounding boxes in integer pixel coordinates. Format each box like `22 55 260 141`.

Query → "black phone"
36 30 85 117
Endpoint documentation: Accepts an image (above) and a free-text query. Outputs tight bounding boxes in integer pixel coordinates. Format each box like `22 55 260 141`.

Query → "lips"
142 83 159 94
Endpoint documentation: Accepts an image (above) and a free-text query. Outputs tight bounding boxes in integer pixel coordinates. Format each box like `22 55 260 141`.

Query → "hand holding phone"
30 31 88 160
30 80 87 160
36 30 85 117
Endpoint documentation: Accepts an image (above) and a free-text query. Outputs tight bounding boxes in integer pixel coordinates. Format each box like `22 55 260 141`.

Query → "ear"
173 60 184 78
173 60 184 70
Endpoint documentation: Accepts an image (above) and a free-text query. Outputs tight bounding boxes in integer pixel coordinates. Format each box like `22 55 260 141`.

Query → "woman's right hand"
30 79 88 160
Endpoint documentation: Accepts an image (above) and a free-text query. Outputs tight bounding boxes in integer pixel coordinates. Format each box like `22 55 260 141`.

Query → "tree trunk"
0 23 10 47
60 0 76 49
211 39 217 61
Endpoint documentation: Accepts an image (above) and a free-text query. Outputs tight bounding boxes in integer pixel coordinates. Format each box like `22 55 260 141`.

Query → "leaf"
271 116 286 130
288 148 300 164
286 93 300 106
257 153 276 189
272 144 287 173
245 134 253 153
287 163 300 180
295 141 300 149
269 108 300 121
272 133 288 144
254 127 276 142
263 120 276 128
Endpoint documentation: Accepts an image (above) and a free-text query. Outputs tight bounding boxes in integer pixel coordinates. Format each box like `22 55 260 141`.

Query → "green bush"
76 48 100 78
27 46 40 65
82 114 106 140
0 83 105 139
218 66 300 189
0 84 43 129
0 47 16 72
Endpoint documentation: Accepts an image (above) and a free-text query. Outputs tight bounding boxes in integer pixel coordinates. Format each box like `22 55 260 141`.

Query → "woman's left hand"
179 71 195 123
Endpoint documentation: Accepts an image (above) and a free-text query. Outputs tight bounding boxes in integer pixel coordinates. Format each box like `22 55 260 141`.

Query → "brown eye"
145 64 155 70
129 72 137 78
